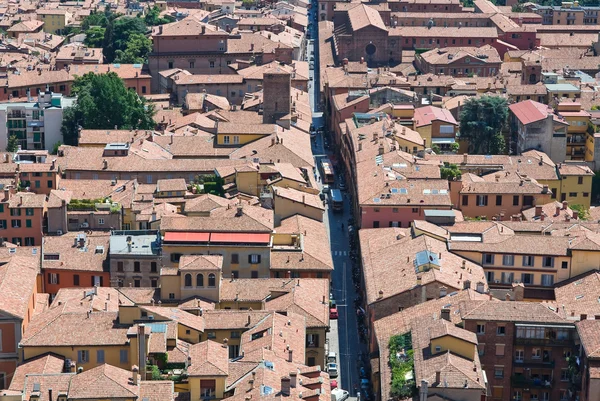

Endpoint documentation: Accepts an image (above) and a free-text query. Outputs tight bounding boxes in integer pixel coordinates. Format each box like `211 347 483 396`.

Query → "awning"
164 232 210 242
431 138 456 144
210 233 271 244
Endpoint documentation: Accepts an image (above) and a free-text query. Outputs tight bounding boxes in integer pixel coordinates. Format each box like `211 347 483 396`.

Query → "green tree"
459 96 508 155
103 17 147 62
114 33 152 63
6 135 18 152
61 72 155 145
82 11 109 31
441 163 462 180
84 26 106 47
144 6 169 26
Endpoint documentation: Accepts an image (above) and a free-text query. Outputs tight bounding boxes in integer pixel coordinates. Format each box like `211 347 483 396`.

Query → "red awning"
209 233 271 244
164 232 210 242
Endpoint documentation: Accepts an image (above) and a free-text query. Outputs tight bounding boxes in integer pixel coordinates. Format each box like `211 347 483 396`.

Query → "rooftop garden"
67 198 121 213
389 332 416 399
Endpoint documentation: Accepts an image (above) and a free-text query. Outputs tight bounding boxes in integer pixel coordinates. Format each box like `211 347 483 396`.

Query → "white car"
327 363 339 378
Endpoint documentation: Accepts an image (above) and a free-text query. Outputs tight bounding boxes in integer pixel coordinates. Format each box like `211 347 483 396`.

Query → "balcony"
511 376 554 389
513 358 555 368
515 337 572 347
7 112 26 119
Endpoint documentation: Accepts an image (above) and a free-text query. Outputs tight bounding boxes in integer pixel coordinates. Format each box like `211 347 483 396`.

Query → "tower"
262 71 291 124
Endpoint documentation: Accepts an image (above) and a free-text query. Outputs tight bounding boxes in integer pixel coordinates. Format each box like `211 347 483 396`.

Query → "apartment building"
413 105 459 150
0 191 46 247
461 301 576 401
42 232 110 297
0 252 40 387
109 230 162 288
0 92 74 151
415 45 502 77
528 1 600 25
557 102 591 160
36 9 72 34
508 100 569 163
55 45 103 70
159 203 274 279
359 227 487 322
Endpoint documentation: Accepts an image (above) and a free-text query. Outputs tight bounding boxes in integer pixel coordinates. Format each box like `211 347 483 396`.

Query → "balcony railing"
513 358 555 368
511 376 554 389
515 337 572 347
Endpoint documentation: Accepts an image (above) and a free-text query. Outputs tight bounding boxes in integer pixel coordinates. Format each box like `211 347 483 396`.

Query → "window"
207 332 216 339
231 331 241 338
190 61 195 69
515 349 524 362
477 344 485 356
231 270 239 278
476 195 488 206
231 253 239 264
97 350 105 363
486 271 494 282
521 273 534 284
542 256 554 268
168 61 174 69
48 273 59 285
307 333 319 347
541 274 554 287
209 61 215 68
201 380 216 398
412 208 419 213
249 254 261 264
151 279 158 288
117 262 123 272
151 262 157 273
562 261 568 269
25 208 34 216
522 255 534 267
134 279 141 288
392 208 399 213
47 180 53 188
496 195 502 206
223 136 230 144
561 369 569 381
496 344 505 356
184 274 192 287
531 348 541 359
462 195 468 206
482 254 494 265
25 219 31 228
169 293 175 299
494 367 504 378
196 273 204 287
578 176 584 184
120 350 128 364
569 192 577 197
514 391 522 401
134 261 141 272
0 220 6 230
142 86 147 94
24 237 34 246
512 195 519 206
497 326 506 335
73 274 79 286
476 324 485 334
77 350 89 363
10 220 20 228
584 192 590 197
208 273 216 287
229 344 240 359
435 345 442 352
502 255 514 266
171 253 182 263
98 218 104 225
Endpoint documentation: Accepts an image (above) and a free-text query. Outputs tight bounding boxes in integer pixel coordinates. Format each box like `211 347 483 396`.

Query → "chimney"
281 376 291 396
48 389 52 401
540 213 545 221
290 372 297 388
505 293 511 301
360 57 364 64
535 205 542 217
440 308 450 321
463 153 468 164
573 210 579 219
247 315 251 326
419 380 428 401
435 371 441 384
132 365 139 385
555 205 561 216
288 349 293 362
562 200 568 210
138 324 147 374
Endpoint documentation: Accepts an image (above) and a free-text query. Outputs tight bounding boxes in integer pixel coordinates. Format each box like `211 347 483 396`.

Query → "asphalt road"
305 7 366 398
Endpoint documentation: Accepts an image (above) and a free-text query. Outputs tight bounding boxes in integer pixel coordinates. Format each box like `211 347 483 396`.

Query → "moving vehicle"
330 380 338 390
329 189 343 212
320 158 335 184
327 363 339 378
331 389 349 401
330 307 339 319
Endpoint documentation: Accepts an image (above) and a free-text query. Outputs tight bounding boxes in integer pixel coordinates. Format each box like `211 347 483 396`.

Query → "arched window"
184 274 192 287
208 273 216 287
196 273 204 287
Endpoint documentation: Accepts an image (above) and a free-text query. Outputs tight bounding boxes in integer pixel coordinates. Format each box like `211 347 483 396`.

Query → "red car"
330 380 338 390
330 307 338 319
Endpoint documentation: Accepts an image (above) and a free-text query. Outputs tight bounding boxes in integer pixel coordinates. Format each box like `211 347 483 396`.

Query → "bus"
329 189 343 212
321 158 335 184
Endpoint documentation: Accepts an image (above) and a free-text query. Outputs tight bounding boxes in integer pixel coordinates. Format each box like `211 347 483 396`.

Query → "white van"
331 389 349 401
327 352 337 364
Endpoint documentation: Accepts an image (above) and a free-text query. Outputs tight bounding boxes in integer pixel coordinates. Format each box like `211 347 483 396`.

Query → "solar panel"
391 188 399 194
400 188 408 194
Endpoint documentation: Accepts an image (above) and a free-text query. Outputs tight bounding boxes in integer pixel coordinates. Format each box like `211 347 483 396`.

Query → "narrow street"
306 6 366 399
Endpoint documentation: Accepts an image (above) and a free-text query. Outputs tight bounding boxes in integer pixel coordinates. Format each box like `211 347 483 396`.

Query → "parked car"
330 380 338 390
322 185 331 194
339 181 346 191
327 352 337 364
331 389 348 401
330 307 339 319
327 363 339 378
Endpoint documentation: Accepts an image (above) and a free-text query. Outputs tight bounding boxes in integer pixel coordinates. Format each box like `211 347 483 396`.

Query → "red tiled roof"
509 99 552 125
